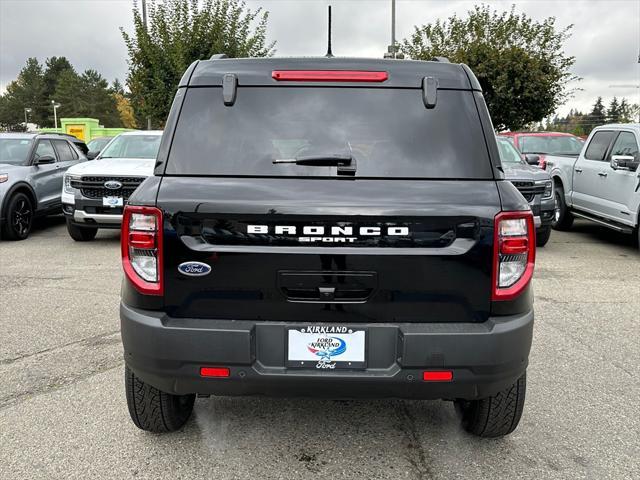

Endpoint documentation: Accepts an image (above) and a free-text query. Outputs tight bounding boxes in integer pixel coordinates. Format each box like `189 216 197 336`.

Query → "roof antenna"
326 5 334 58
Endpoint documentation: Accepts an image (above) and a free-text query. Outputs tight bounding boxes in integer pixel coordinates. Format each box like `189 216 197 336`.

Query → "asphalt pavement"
0 216 638 480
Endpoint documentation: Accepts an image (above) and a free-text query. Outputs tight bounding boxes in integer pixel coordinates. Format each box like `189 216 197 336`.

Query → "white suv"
548 124 640 245
61 131 163 241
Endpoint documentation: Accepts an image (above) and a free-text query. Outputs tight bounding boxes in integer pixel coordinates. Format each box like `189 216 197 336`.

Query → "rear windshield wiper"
273 154 356 175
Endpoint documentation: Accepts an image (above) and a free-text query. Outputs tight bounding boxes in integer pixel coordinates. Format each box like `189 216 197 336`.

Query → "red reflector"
500 237 529 255
129 231 156 249
423 370 453 382
272 70 388 82
200 367 230 378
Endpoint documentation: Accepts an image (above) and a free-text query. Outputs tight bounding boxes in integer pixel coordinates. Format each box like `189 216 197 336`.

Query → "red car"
498 132 584 170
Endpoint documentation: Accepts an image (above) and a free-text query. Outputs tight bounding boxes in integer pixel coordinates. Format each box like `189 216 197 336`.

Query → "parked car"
86 136 115 159
497 136 554 246
0 132 86 240
61 130 162 241
548 124 640 246
31 132 90 156
120 56 535 438
499 132 584 170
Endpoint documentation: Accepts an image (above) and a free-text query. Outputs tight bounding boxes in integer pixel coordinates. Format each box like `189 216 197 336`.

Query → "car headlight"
0 173 8 184
539 180 553 199
64 174 80 194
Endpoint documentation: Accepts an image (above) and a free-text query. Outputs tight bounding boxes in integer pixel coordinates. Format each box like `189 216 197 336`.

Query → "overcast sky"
1 0 638 116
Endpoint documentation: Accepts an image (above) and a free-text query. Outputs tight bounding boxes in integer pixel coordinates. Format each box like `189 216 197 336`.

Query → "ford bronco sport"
120 57 535 438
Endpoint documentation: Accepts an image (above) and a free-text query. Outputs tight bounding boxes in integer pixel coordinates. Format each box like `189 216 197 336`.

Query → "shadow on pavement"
567 219 638 250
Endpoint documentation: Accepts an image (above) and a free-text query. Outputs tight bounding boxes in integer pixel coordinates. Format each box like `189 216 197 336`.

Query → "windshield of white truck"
99 135 161 159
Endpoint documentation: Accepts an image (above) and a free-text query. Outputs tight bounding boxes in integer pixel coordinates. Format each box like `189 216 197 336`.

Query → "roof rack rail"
431 57 450 63
210 53 228 60
37 132 75 138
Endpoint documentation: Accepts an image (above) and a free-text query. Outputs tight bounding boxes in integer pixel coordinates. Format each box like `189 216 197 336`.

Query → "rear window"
165 87 493 179
519 135 583 156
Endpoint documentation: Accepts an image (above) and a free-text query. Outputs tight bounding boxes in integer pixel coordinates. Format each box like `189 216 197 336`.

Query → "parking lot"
0 217 638 480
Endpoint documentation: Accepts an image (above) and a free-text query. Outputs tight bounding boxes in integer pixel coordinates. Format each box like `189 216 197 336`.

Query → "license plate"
287 326 366 369
103 196 123 207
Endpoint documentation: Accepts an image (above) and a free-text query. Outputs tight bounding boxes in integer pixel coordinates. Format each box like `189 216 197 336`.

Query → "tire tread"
124 366 194 433
457 372 526 438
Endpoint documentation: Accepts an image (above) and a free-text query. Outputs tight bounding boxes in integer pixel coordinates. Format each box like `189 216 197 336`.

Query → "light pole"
51 101 61 129
384 0 404 59
23 108 32 129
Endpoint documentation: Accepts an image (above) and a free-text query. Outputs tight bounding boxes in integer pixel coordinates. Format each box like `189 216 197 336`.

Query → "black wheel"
551 186 573 231
125 366 195 433
455 372 526 438
1 192 33 240
66 218 98 241
536 226 552 247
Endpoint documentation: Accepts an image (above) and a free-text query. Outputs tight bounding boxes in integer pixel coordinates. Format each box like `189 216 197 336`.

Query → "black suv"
120 57 535 438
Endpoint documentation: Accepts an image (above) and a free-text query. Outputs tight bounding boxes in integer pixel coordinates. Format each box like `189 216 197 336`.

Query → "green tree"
121 0 275 127
111 78 125 95
401 5 578 131
53 69 122 126
607 97 620 123
588 96 606 130
0 58 46 129
42 56 75 126
619 98 639 123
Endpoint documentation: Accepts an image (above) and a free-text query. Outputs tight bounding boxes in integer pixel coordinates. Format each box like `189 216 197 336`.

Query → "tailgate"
158 177 500 323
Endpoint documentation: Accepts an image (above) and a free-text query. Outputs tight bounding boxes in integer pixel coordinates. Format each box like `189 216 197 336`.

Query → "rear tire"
66 218 98 241
125 366 195 433
1 192 33 240
551 187 573 231
455 372 526 438
536 226 551 247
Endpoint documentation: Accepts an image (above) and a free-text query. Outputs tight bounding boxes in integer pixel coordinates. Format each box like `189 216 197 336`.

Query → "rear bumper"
121 303 533 400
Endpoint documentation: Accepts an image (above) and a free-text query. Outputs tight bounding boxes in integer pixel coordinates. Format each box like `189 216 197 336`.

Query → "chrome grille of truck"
511 181 545 202
71 176 146 200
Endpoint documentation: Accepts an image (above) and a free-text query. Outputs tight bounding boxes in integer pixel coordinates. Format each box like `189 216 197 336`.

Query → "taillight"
271 70 388 82
121 206 163 295
492 211 535 301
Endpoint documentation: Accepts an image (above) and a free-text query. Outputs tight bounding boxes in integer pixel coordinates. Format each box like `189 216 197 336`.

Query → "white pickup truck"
61 130 163 241
548 124 640 245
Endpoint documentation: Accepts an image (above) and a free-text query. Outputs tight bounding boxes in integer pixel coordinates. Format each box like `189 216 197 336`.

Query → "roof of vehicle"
182 56 482 90
116 130 163 136
0 132 36 139
499 132 577 137
593 123 640 132
0 132 86 142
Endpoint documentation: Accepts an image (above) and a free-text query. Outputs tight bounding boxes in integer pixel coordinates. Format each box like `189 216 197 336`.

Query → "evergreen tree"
588 97 606 131
607 97 620 123
0 58 46 129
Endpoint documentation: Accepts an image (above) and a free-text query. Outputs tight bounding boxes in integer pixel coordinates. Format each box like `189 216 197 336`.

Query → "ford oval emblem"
178 261 211 277
104 180 123 190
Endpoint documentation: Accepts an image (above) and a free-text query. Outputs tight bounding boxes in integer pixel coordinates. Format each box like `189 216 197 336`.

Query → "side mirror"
87 150 99 160
524 154 540 166
34 155 55 165
611 155 639 172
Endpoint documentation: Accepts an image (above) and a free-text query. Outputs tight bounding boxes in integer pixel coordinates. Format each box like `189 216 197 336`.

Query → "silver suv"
0 132 86 240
